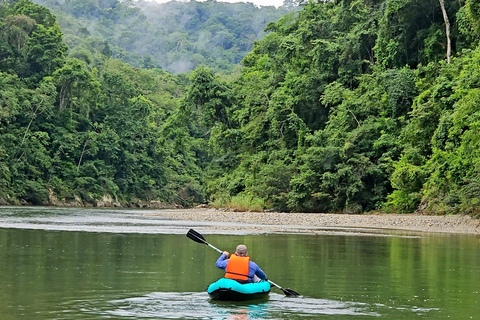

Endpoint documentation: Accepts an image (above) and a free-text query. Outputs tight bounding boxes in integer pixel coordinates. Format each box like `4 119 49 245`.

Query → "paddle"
186 228 223 254
186 228 300 297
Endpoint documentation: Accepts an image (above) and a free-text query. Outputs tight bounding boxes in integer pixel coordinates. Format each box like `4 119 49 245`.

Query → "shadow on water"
76 291 440 319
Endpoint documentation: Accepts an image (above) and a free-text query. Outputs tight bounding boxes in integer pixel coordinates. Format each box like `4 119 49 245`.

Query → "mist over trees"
2 0 480 217
31 0 291 73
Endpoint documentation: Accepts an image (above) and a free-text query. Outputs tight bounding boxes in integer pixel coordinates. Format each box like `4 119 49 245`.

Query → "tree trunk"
77 137 90 171
439 0 451 64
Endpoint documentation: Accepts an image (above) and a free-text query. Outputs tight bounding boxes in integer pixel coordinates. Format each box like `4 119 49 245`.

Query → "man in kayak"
215 244 267 283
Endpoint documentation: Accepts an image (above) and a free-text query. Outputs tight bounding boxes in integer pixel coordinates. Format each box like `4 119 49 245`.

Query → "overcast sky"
141 0 285 8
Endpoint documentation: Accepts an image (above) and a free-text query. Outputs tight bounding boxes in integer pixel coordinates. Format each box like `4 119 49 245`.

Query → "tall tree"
439 0 451 63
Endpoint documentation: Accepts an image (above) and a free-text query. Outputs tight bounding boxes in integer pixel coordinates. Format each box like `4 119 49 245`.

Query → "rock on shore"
157 209 480 235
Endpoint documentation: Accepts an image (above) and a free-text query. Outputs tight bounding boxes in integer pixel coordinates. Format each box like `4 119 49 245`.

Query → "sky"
142 0 286 8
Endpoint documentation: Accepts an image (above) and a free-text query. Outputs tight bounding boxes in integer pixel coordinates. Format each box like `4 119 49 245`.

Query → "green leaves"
463 0 480 35
3 0 480 216
184 66 233 129
181 0 480 214
388 45 480 215
0 1 203 206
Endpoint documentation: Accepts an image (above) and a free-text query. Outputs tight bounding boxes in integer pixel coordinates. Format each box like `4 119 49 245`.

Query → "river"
0 206 478 319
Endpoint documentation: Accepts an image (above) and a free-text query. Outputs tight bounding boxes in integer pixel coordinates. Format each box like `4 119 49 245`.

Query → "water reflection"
78 291 434 319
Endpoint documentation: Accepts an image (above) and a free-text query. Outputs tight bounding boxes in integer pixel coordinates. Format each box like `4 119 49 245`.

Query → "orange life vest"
225 254 250 281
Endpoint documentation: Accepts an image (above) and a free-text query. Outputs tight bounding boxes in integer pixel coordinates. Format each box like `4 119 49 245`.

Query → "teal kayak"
207 278 271 301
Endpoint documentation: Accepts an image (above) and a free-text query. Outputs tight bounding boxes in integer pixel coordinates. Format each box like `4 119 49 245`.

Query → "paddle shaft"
207 243 223 254
267 279 282 290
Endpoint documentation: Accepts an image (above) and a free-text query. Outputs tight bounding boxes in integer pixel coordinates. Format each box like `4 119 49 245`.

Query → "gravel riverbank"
157 209 480 235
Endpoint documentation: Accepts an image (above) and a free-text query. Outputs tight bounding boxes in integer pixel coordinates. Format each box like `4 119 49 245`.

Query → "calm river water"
0 206 478 319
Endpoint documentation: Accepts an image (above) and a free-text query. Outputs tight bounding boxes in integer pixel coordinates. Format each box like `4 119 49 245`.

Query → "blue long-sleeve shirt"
215 253 267 282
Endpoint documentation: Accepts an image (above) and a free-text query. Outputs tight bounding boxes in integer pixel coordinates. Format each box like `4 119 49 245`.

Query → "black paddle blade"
282 288 300 297
186 229 207 245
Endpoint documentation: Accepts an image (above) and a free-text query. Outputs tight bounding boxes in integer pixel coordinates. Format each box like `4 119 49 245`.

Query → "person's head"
235 244 248 257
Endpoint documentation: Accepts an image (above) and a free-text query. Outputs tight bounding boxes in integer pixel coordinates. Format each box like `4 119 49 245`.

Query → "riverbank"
156 209 480 235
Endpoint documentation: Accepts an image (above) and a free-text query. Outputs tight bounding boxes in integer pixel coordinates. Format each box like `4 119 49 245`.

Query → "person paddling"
215 244 267 283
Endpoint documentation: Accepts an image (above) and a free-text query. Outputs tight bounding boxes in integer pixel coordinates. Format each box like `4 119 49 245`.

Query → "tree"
13 0 56 28
183 66 233 129
375 0 462 68
463 0 480 35
439 0 451 63
25 23 67 79
0 15 36 75
51 58 99 110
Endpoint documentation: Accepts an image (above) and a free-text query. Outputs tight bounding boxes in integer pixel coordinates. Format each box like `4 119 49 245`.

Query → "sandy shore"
158 209 480 235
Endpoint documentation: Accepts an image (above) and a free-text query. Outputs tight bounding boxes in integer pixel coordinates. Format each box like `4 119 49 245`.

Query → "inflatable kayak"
207 278 271 301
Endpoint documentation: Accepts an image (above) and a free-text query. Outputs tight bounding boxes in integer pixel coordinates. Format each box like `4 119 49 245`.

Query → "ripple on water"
76 292 388 319
74 291 444 319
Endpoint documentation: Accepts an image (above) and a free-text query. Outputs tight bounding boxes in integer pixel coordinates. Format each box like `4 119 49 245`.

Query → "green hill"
32 0 291 73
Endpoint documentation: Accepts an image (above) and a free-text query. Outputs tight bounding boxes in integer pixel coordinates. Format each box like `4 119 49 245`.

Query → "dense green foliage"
31 0 290 74
2 0 480 216
183 0 480 215
0 0 203 206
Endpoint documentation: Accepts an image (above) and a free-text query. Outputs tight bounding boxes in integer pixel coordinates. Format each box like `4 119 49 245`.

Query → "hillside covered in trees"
31 0 291 73
1 0 480 217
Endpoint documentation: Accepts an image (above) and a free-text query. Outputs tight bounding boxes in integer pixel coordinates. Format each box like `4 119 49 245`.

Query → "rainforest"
1 0 480 216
